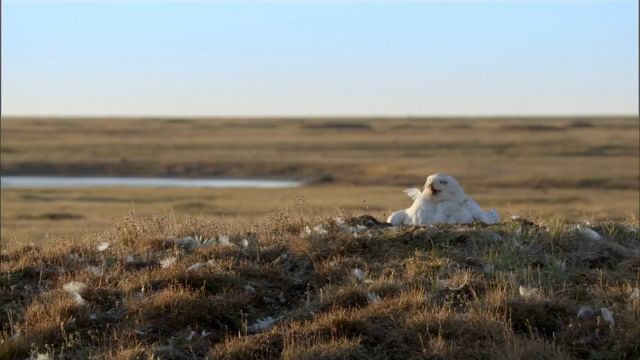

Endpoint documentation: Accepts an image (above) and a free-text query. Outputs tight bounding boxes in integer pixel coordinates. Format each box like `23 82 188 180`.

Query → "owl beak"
429 184 441 195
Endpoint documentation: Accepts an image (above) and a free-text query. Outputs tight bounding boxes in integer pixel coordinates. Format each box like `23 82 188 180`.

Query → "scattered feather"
241 239 252 255
186 263 207 272
97 242 110 252
63 281 87 306
341 224 368 234
65 253 82 263
85 265 103 277
367 292 382 304
35 354 52 360
160 256 177 269
63 281 86 294
175 235 216 250
218 234 234 246
600 308 615 325
244 285 256 293
200 236 217 247
334 216 345 225
313 224 328 235
175 236 196 246
577 306 597 321
575 225 603 241
125 255 154 268
518 285 541 300
247 317 278 333
630 287 640 300
351 268 365 282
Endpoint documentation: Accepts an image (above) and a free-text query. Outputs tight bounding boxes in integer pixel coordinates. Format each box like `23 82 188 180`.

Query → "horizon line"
2 113 638 120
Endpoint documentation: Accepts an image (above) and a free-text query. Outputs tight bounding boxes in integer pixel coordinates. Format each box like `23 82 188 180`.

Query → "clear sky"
2 0 638 117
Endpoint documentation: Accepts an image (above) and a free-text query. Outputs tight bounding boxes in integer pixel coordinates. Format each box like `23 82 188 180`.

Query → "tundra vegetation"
1 116 638 243
1 117 638 358
1 211 638 359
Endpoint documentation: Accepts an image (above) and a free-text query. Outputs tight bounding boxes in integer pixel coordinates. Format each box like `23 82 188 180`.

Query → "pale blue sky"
2 1 638 116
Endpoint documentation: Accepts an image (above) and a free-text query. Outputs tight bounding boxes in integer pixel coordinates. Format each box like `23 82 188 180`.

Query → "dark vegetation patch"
16 212 84 220
489 176 640 190
301 122 372 130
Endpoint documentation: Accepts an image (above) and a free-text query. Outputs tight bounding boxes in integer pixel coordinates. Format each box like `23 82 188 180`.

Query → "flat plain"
1 117 639 359
1 116 638 245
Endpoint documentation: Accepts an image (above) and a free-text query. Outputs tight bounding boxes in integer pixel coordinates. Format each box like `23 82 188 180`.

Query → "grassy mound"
1 213 639 359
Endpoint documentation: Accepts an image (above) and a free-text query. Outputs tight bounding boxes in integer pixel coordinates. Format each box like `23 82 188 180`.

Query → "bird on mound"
387 173 500 226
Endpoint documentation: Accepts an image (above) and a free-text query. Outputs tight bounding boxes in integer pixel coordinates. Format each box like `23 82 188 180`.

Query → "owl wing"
403 188 422 201
463 197 500 224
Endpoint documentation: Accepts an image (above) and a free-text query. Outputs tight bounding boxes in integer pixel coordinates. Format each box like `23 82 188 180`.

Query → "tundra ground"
1 213 639 359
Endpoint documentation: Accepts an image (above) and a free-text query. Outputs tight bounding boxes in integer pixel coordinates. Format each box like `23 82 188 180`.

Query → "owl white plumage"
387 173 500 225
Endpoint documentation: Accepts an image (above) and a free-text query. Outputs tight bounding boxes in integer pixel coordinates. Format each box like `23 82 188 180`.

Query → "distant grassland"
1 116 638 244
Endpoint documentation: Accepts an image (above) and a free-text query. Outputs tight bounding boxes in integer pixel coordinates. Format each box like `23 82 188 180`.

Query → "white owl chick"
425 173 500 225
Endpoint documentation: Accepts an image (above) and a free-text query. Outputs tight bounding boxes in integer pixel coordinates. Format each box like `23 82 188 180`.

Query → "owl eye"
439 180 447 185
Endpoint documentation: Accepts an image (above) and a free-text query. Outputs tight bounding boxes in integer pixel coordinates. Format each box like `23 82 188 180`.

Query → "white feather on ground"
174 236 200 250
217 235 234 246
97 242 110 252
174 235 217 250
63 281 87 306
186 263 207 272
518 285 542 300
313 225 328 235
351 268 365 282
247 317 279 333
577 306 597 320
85 265 103 277
575 225 603 241
367 292 382 304
159 256 177 269
600 308 615 325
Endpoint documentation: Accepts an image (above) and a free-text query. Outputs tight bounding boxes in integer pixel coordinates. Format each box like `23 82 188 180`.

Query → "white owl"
387 173 500 225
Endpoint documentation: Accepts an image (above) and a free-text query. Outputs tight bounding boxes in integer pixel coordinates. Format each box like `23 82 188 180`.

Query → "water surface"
0 176 303 189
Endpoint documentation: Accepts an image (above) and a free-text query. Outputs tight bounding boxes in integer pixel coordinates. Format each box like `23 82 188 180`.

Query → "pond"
0 176 303 189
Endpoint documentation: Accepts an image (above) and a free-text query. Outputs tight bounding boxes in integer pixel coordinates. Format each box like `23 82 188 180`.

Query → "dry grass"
1 116 638 243
1 212 639 359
